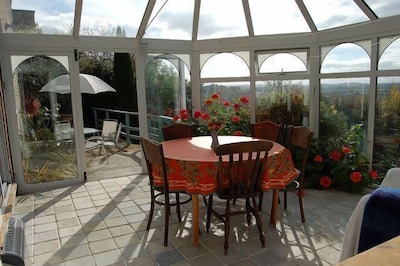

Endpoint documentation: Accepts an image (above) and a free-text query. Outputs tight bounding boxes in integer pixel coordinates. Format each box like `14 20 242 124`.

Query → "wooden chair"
140 137 191 247
251 120 282 210
282 126 313 223
251 120 282 142
205 140 273 255
162 123 193 141
162 123 208 206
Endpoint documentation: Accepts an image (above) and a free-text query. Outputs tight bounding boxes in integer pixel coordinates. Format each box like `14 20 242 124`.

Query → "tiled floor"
13 173 368 266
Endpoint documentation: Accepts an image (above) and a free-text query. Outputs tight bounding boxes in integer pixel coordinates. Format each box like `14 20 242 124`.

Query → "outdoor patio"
12 144 370 266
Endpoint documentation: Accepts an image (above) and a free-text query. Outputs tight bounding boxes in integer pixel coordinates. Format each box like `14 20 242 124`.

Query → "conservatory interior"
1 0 400 265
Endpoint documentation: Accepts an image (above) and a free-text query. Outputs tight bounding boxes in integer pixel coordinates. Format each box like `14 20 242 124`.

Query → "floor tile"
15 174 366 266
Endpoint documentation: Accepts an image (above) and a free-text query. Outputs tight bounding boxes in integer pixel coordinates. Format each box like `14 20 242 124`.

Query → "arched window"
145 55 191 140
378 37 400 70
201 52 249 78
321 43 370 73
259 52 307 73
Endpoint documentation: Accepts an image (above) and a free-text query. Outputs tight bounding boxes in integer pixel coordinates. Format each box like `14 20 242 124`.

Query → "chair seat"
85 141 102 151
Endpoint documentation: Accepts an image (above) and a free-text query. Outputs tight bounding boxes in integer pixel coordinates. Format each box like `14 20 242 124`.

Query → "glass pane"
200 82 251 136
198 0 247 40
249 0 310 35
256 80 310 126
320 78 369 144
144 0 194 40
201 53 250 78
80 0 147 37
145 56 191 141
364 0 400 18
374 76 400 170
259 53 307 73
11 0 74 34
303 0 369 30
379 37 400 70
12 55 78 184
321 43 370 73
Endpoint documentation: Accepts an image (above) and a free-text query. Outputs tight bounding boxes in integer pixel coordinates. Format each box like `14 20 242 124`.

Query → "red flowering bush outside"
173 93 251 136
306 124 377 193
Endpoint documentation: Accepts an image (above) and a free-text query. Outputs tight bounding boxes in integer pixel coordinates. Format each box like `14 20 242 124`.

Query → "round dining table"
161 135 298 246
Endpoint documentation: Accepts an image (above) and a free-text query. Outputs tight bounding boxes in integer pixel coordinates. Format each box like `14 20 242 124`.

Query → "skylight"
8 0 400 39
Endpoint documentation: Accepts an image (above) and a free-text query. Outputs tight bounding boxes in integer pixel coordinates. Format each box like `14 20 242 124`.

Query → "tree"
112 26 137 111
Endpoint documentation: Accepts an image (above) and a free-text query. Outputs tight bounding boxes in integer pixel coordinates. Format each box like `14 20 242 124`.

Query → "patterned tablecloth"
159 135 298 194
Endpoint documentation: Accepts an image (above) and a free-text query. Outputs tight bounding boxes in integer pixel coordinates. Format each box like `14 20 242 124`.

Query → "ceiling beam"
242 0 254 37
136 0 156 43
295 0 317 33
354 0 378 20
72 0 83 39
192 0 201 41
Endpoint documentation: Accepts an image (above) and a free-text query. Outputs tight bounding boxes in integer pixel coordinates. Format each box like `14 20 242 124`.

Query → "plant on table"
173 93 251 136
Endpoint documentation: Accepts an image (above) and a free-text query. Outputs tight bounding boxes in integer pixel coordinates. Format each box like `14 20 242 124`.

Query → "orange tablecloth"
161 135 298 246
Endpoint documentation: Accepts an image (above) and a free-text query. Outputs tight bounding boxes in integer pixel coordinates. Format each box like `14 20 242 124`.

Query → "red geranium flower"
329 150 342 161
233 103 240 111
342 147 351 154
313 155 323 163
173 115 179 122
201 113 210 120
231 115 240 123
350 171 362 183
234 131 243 136
240 96 249 104
205 99 213 105
194 111 202 118
223 101 230 107
320 176 332 189
180 109 189 120
211 93 219 99
369 169 379 180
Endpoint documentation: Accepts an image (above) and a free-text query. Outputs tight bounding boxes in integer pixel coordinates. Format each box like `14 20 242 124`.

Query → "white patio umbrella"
39 74 116 94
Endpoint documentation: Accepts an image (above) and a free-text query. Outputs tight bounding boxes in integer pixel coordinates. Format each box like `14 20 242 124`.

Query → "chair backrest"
103 122 122 146
140 137 169 190
214 140 273 198
101 119 118 140
251 121 282 142
162 123 193 141
285 126 313 184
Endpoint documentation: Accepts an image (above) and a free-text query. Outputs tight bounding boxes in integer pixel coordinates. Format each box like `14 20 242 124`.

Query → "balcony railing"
91 107 174 143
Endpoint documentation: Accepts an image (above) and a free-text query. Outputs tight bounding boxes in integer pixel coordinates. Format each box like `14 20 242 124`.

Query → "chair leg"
224 202 230 256
252 197 265 248
175 192 182 222
298 189 305 223
164 194 171 247
147 192 155 231
258 193 264 212
203 195 208 206
246 198 251 226
206 195 213 232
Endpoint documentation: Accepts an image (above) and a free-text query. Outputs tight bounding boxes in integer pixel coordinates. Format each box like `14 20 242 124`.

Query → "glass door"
3 53 85 193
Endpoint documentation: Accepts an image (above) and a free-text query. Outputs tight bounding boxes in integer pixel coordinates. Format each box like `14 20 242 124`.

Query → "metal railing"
91 107 174 143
